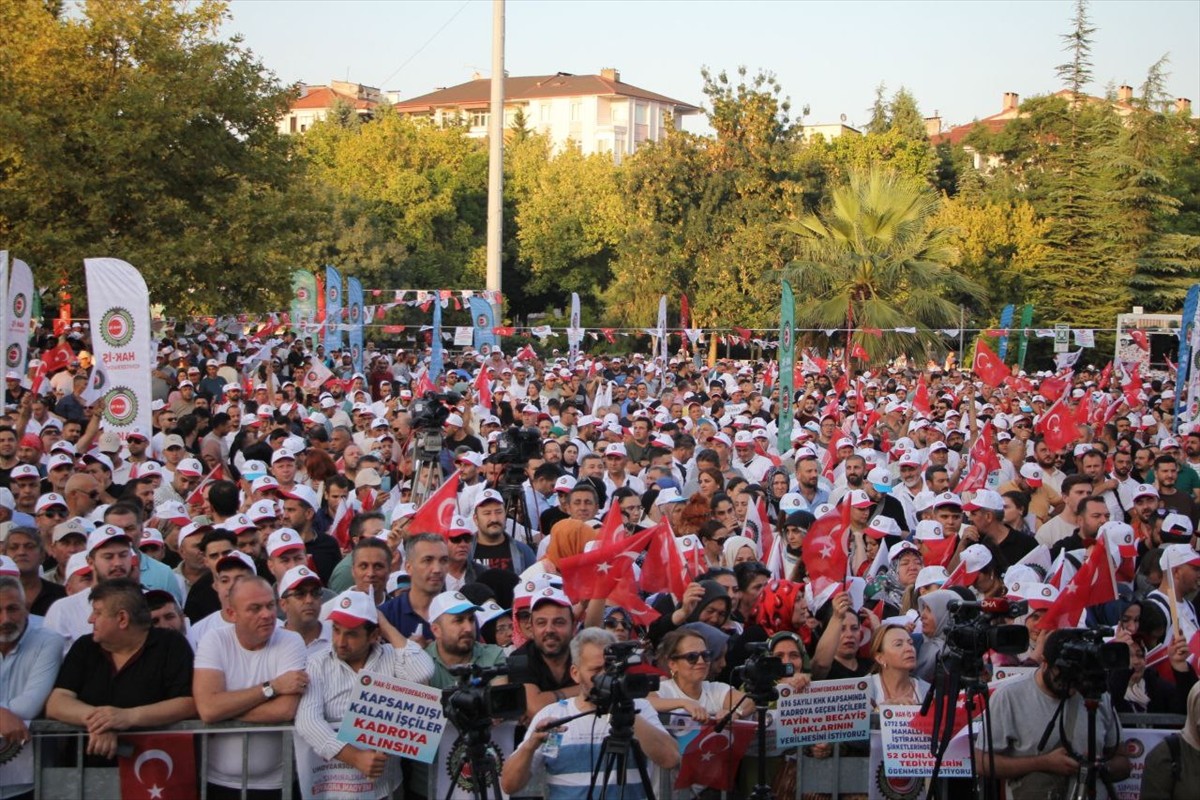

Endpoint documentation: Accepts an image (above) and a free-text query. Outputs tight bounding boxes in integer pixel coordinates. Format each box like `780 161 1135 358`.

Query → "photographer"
980 628 1131 798
500 628 679 798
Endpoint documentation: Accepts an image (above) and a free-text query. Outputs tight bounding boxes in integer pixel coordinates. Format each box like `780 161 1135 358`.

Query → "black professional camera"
492 425 542 465
735 642 794 701
1052 627 1129 699
410 391 460 431
587 641 660 712
946 598 1030 659
441 655 530 733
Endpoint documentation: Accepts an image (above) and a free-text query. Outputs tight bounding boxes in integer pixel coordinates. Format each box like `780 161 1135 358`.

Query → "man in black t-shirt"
469 489 536 574
45 579 195 763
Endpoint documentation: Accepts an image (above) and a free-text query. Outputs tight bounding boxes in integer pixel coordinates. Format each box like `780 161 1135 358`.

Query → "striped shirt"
293 640 435 798
520 697 666 800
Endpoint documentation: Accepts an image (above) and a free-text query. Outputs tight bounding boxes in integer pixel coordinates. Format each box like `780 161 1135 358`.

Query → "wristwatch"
261 681 276 699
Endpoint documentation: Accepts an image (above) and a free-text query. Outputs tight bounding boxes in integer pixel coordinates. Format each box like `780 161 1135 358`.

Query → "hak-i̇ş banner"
5 257 33 378
85 258 152 438
778 280 795 451
430 296 444 380
290 270 318 339
324 265 343 356
0 252 7 386
997 303 1015 360
468 295 497 355
347 276 364 374
1177 283 1200 425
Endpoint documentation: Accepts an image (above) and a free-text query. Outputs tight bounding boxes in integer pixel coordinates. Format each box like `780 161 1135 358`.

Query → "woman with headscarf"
914 589 959 683
542 518 595 570
1141 681 1200 799
763 466 792 516
647 579 732 649
721 534 758 568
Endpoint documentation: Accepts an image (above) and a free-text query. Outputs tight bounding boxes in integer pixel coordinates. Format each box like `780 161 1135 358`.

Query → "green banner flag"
1016 304 1035 369
778 281 796 452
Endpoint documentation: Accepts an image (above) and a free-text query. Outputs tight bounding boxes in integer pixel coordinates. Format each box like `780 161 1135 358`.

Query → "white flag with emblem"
85 258 152 438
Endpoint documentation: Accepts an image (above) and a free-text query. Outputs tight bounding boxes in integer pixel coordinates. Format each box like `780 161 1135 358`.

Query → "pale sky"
225 0 1199 132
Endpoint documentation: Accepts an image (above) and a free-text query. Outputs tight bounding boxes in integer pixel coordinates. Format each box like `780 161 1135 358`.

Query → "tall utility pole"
485 0 505 298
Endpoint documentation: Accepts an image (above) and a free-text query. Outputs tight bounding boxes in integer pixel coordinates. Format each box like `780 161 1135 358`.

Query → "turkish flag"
973 340 1009 387
969 422 1001 473
920 535 958 568
41 341 75 373
675 721 757 791
492 326 515 337
954 460 989 495
1097 361 1113 390
407 473 461 535
414 369 437 397
850 341 869 361
1036 395 1078 452
912 373 931 415
801 505 850 584
910 692 986 740
1038 371 1072 402
1130 329 1150 352
186 463 225 508
1038 536 1117 631
118 732 197 800
329 499 355 551
733 327 752 344
1122 365 1143 408
609 566 660 625
559 525 657 603
474 367 492 409
639 522 690 601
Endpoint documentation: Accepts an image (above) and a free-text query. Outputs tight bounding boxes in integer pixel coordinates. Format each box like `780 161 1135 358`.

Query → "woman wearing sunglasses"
648 627 745 725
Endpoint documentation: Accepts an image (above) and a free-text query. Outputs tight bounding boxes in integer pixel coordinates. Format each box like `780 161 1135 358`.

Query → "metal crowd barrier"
29 719 296 800
28 712 1187 800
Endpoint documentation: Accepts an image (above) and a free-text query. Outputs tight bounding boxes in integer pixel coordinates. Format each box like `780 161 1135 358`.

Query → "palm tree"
781 167 985 362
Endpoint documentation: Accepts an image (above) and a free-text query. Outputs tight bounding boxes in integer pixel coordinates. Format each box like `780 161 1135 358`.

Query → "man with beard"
1032 437 1066 494
792 450 830 512
0 575 64 799
294 589 431 800
514 588 578 724
470 490 537 574
415 589 513 798
1100 448 1140 524
44 525 137 647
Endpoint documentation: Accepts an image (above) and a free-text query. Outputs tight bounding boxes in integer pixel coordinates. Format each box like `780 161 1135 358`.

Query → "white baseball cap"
282 485 320 511
266 527 306 557
963 489 1004 513
322 589 379 628
913 520 946 541
279 565 322 595
429 590 481 621
86 524 131 553
915 565 949 590
1160 544 1200 571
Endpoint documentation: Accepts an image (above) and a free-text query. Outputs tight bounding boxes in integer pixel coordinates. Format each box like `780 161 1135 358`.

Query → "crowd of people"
1 325 1199 800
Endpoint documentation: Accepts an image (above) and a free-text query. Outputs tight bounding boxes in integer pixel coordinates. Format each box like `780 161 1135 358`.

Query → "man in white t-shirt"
500 627 679 799
193 575 308 799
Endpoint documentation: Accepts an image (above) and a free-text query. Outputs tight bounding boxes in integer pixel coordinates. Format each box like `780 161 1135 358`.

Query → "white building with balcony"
389 68 699 162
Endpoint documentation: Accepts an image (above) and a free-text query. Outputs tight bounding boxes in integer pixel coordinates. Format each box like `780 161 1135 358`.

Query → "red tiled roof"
930 116 1011 146
392 73 699 113
291 86 377 112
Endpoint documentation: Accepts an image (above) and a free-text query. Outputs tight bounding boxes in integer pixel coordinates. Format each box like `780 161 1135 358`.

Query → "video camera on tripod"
440 654 530 800
945 597 1030 672
733 641 794 702
587 641 660 712
409 391 461 458
1050 627 1129 699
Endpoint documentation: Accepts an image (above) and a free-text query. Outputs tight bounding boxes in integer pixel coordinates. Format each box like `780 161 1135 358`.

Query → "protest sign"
990 665 1036 686
878 705 973 779
774 677 871 747
453 326 473 346
336 672 446 764
1113 729 1172 800
293 736 382 800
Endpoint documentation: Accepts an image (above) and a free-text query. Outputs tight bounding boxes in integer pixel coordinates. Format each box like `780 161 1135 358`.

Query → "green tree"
888 87 929 142
781 168 985 361
0 0 310 314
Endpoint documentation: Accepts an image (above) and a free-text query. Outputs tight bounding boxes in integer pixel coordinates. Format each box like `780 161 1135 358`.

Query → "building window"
540 103 550 122
469 110 490 128
634 103 647 124
289 116 297 133
570 101 581 122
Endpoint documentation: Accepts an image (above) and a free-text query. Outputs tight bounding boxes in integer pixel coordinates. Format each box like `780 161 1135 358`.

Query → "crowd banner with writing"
878 705 972 779
1179 283 1200 425
0 252 7 383
1112 729 1172 800
468 295 497 355
347 276 364 374
85 258 153 438
1016 303 1035 369
997 304 1015 360
430 297 444 381
295 731 386 800
774 677 869 747
291 270 318 338
5 257 32 378
568 292 582 366
324 265 343 355
336 672 446 763
778 280 796 452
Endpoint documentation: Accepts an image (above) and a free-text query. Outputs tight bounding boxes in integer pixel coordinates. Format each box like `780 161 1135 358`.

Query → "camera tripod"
920 648 996 800
1037 694 1120 800
410 450 444 506
548 699 657 800
444 723 504 800
715 690 775 800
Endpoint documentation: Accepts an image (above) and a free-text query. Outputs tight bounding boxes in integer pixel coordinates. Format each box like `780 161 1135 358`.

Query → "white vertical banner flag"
0 251 8 385
6 258 33 377
567 292 582 366
656 294 667 369
85 258 152 437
